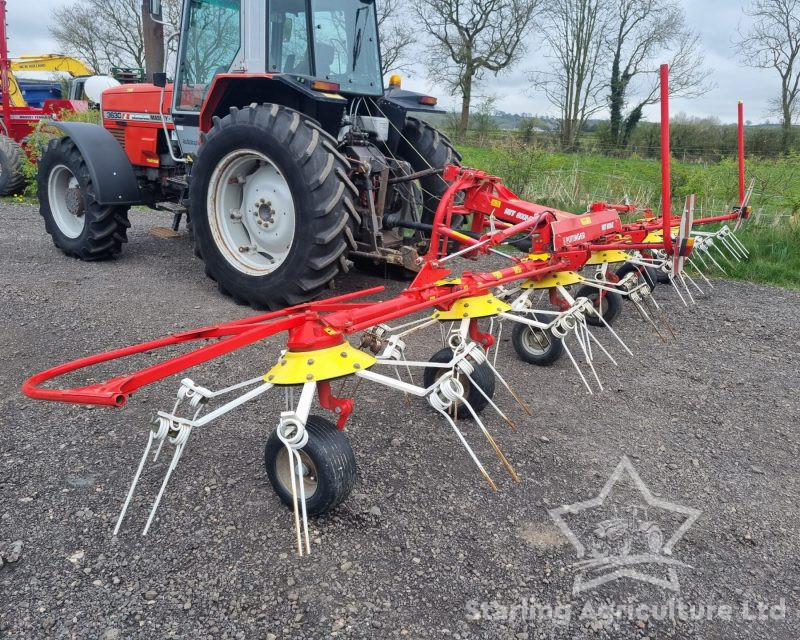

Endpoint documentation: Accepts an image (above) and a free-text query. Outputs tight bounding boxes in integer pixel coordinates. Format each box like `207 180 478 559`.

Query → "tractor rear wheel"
0 135 25 196
37 137 131 259
189 104 356 309
396 117 461 225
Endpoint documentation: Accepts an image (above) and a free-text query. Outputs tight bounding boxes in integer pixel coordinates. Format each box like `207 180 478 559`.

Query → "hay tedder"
23 66 754 555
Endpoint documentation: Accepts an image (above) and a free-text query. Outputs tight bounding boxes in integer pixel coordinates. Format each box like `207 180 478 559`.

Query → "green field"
457 144 800 288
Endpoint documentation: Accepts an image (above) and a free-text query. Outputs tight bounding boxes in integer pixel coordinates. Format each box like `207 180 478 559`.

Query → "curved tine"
585 304 633 357
669 275 689 306
687 257 714 288
679 274 696 304
700 244 727 274
719 232 744 261
114 431 156 537
583 321 618 366
632 299 666 343
561 339 594 395
288 448 303 556
573 324 604 392
479 356 532 416
711 240 736 268
432 405 497 491
492 321 503 369
728 230 750 256
457 396 520 483
143 427 192 536
463 368 516 429
683 271 705 295
294 447 310 556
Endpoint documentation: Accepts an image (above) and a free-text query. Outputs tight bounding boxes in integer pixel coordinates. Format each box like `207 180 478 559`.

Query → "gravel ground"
1 201 799 640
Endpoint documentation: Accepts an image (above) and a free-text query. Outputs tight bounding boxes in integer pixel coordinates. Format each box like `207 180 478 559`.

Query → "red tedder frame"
21 64 749 408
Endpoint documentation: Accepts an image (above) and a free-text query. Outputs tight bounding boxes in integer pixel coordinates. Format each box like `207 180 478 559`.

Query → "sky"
6 0 779 124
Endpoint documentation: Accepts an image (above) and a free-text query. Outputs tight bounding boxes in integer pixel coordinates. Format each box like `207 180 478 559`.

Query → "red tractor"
36 0 457 309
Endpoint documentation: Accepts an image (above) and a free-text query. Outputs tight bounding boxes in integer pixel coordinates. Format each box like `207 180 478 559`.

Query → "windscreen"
268 0 382 95
175 0 242 111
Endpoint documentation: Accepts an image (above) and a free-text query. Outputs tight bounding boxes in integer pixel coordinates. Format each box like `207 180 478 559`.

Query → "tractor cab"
172 0 382 116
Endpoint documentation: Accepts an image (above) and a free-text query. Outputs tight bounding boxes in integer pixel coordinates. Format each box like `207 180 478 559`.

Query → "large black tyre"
188 104 357 309
396 117 461 225
575 284 623 327
511 314 564 366
0 135 25 196
37 137 131 259
264 415 357 517
614 261 658 291
423 346 495 415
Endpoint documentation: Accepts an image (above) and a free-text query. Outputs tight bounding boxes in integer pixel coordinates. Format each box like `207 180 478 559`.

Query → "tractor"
36 0 458 309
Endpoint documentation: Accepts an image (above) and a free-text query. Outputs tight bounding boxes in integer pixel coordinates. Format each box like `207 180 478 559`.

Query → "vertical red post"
660 64 672 252
0 0 12 123
737 101 745 204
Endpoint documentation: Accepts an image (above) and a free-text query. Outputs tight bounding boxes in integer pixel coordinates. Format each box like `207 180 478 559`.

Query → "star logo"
549 456 701 594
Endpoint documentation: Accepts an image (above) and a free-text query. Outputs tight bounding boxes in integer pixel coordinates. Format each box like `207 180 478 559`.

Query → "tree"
414 0 541 136
605 0 711 149
377 0 414 75
736 0 800 152
534 0 610 150
50 0 181 75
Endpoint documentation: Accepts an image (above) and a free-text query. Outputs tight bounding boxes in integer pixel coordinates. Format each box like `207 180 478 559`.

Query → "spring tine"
574 327 604 392
434 405 497 491
492 321 503 369
584 322 618 366
287 448 303 556
481 358 532 416
719 234 743 262
460 399 520 483
729 230 750 257
587 306 633 356
683 270 704 295
634 299 666 342
114 430 156 536
463 368 516 429
143 426 192 536
294 448 311 556
561 339 594 395
687 257 714 288
702 245 727 274
679 274 696 304
711 239 736 268
669 275 689 306
393 367 411 404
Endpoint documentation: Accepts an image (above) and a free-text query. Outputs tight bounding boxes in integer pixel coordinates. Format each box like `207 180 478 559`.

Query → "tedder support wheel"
575 284 623 327
189 104 357 309
511 314 564 366
396 117 461 225
423 346 495 415
264 415 357 516
0 135 25 196
614 261 658 291
37 137 131 259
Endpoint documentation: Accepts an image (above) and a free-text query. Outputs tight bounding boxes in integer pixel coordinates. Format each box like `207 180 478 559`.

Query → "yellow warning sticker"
580 216 592 225
490 198 502 208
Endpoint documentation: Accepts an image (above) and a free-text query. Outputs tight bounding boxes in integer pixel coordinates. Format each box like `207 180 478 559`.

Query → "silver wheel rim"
522 326 551 355
48 165 85 239
276 448 319 499
207 149 296 275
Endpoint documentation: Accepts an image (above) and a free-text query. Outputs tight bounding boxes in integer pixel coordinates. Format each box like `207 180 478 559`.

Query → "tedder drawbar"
23 66 754 556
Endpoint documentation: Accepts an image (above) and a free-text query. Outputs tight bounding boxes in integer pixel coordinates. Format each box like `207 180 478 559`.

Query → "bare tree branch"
735 0 800 151
414 0 541 135
376 0 414 75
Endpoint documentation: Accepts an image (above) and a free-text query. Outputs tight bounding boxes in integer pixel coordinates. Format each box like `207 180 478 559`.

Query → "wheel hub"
65 186 85 217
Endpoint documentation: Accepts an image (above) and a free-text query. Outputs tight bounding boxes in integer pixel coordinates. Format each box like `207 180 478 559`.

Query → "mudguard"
54 122 141 205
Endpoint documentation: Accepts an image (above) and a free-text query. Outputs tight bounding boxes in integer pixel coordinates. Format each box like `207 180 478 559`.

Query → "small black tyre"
0 135 25 196
37 137 131 259
575 284 623 327
264 415 357 517
511 314 564 366
396 117 461 225
614 261 657 291
423 346 495 415
189 104 357 309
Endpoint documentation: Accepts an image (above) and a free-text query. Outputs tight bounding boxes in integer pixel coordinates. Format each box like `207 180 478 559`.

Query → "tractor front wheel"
38 137 130 259
0 135 25 196
189 104 356 309
264 415 357 516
